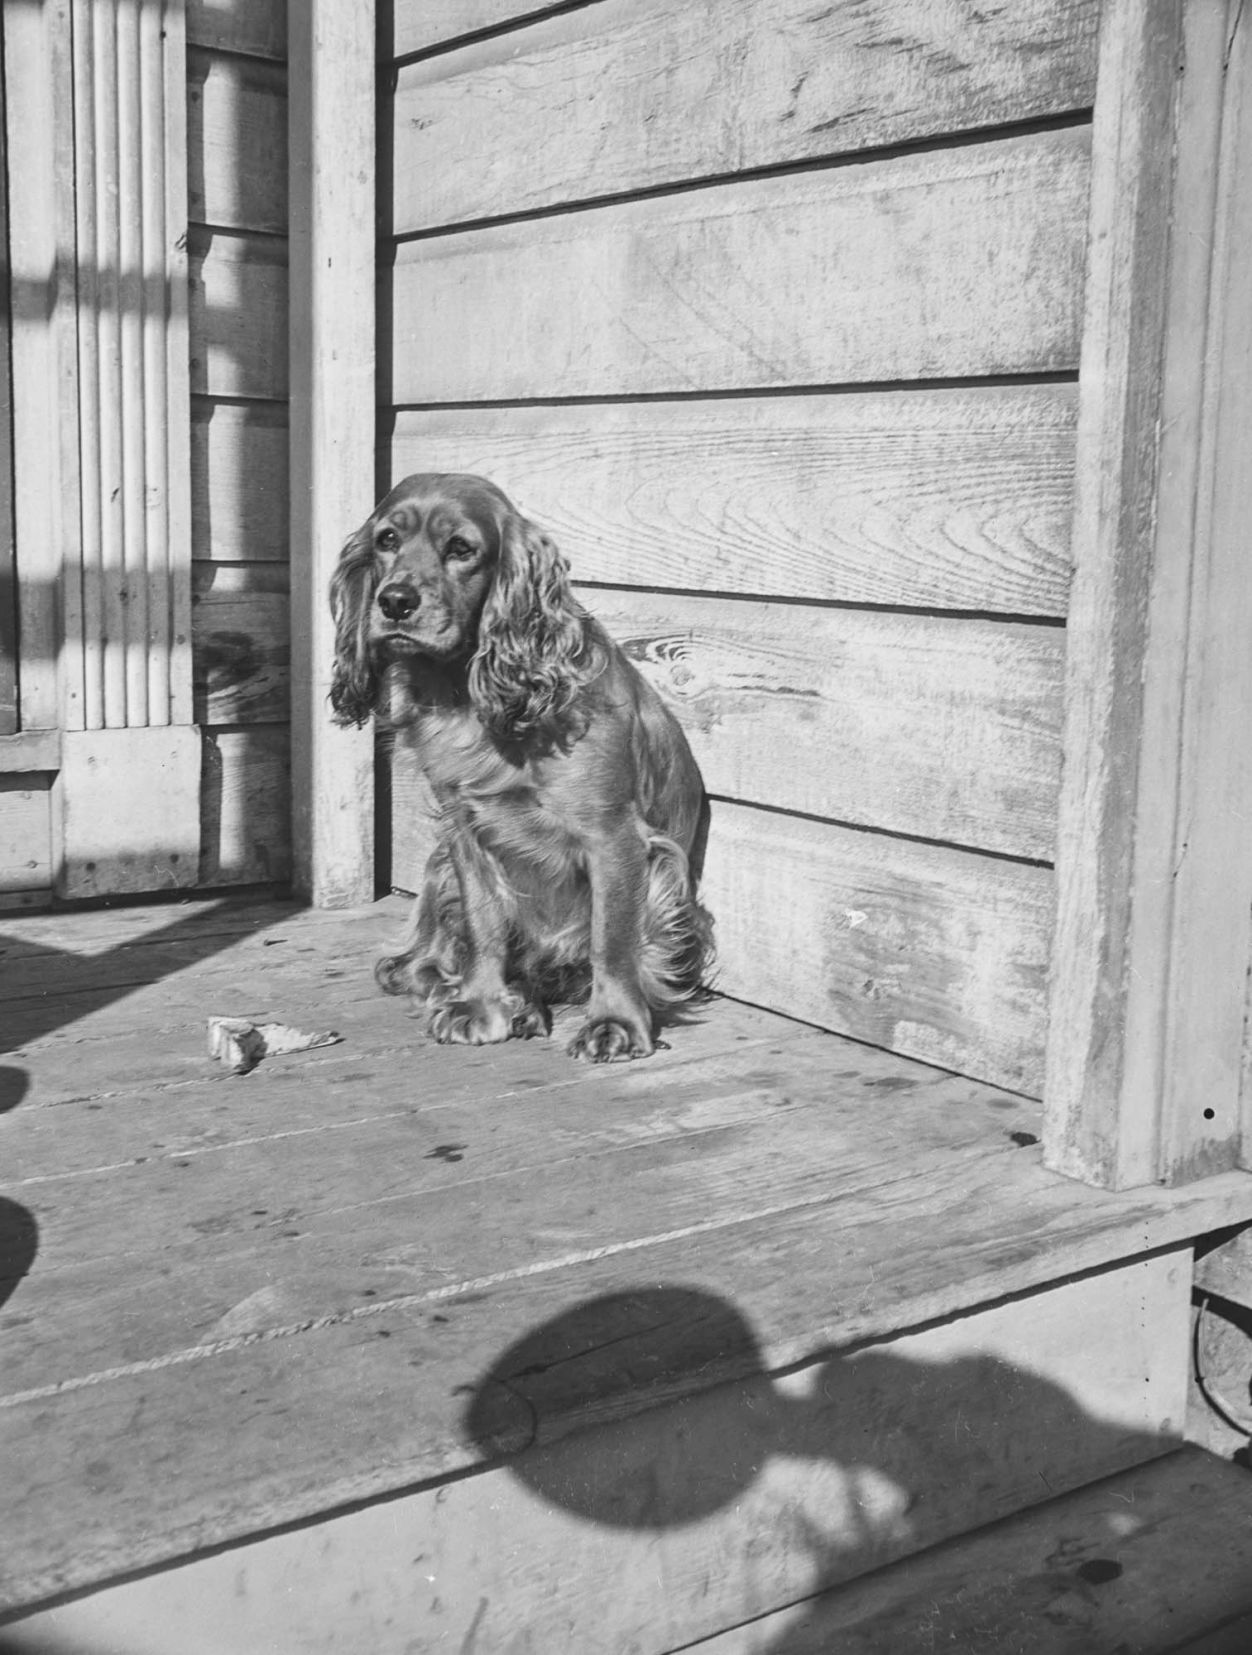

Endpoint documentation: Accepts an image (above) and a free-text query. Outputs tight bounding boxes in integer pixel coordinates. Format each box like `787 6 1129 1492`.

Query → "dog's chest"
405 712 575 867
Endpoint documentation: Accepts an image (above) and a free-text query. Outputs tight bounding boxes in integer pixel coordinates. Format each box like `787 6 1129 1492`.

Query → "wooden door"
2 0 201 902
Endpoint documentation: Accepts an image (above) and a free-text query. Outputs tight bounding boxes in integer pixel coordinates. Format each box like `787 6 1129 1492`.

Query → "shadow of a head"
462 1285 767 1527
460 1283 1172 1547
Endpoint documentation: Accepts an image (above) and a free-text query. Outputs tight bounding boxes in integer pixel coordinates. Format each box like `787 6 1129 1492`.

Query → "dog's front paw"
566 1016 655 1064
377 955 458 1003
429 992 549 1046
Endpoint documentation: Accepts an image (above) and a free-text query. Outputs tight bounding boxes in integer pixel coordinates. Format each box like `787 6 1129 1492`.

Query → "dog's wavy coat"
330 472 713 1062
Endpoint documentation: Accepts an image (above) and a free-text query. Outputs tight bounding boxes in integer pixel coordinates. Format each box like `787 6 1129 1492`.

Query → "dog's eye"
445 536 476 561
376 527 400 552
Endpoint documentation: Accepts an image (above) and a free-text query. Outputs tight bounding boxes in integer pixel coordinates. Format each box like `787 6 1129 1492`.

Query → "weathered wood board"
184 5 293 900
187 0 285 59
388 385 1077 616
390 760 1054 1094
286 0 377 907
191 397 289 562
192 563 290 725
187 46 286 235
0 779 52 895
198 727 291 886
2 894 1250 1634
691 1448 1252 1655
702 800 1054 1094
388 127 1090 402
391 0 1098 231
1043 0 1252 1190
188 228 288 401
1 1261 1190 1654
57 728 203 900
393 0 575 56
592 592 1062 860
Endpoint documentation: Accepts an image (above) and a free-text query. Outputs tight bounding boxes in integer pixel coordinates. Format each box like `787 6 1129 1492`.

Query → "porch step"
688 1447 1252 1655
5 896 1252 1651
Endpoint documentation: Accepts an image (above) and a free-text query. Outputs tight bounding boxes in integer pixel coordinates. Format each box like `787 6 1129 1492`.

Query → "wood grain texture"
288 0 376 906
1043 0 1184 1186
391 0 1098 232
191 396 289 561
188 226 287 400
703 800 1053 1094
590 593 1062 860
1 896 1248 1619
57 727 202 899
392 0 571 56
692 1449 1252 1655
192 563 289 725
1043 0 1252 1190
198 726 291 885
389 385 1077 616
187 0 285 59
0 778 52 893
388 767 1053 1092
0 730 61 773
389 127 1090 402
187 46 286 234
2 1265 1189 1653
2 0 77 732
1150 0 1252 1183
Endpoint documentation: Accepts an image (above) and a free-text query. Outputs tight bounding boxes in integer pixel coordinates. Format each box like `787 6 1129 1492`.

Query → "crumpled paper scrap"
207 1016 342 1075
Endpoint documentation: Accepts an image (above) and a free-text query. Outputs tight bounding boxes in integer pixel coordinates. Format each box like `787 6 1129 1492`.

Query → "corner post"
1045 0 1252 1187
288 0 377 907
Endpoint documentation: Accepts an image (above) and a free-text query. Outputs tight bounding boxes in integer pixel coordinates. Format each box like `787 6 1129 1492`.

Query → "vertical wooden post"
1215 10 1252 1174
288 0 376 908
1045 0 1252 1188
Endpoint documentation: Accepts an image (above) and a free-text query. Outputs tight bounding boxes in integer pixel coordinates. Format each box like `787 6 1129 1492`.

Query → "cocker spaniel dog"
329 472 713 1062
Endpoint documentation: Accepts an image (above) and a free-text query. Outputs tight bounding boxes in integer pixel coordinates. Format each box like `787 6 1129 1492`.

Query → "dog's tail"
639 834 716 1011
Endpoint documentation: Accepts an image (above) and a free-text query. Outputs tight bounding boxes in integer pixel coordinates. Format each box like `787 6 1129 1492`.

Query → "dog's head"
329 472 597 740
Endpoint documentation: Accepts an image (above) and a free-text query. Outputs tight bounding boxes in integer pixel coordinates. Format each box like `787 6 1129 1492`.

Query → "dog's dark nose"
377 582 419 622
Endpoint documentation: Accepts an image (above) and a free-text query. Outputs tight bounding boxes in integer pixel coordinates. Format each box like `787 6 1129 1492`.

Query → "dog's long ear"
328 522 381 727
468 511 598 740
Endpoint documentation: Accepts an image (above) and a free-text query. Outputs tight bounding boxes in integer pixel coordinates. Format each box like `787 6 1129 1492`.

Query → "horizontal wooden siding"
383 0 1097 1094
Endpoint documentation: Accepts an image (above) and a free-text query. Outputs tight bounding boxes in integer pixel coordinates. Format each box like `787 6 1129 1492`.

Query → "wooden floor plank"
0 1263 1188 1649
0 893 306 964
3 1016 839 1176
3 896 1252 1616
2 1155 1244 1613
2 1055 1028 1394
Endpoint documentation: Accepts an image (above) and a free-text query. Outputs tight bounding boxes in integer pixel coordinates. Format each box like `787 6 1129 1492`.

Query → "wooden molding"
2 0 77 735
68 0 194 733
0 730 62 774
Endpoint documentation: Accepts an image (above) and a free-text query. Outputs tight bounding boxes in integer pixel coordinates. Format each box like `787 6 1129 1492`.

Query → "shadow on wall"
460 1286 1179 1654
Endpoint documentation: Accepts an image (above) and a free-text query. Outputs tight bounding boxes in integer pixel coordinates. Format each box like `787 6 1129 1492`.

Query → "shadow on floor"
460 1284 1187 1654
0 893 302 1070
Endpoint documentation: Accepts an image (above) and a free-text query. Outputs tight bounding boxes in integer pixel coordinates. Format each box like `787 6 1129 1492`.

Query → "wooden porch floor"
3 893 1252 1621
